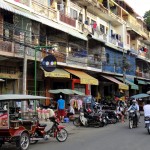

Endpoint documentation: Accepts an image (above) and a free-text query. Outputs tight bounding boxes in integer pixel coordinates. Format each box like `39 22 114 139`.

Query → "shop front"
65 69 99 95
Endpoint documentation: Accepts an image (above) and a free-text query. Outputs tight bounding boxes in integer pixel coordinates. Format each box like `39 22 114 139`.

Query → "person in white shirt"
128 99 140 123
67 104 75 118
143 101 150 117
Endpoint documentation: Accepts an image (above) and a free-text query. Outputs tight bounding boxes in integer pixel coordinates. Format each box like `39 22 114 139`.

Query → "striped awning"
65 69 99 85
137 79 147 85
116 77 139 90
44 69 70 78
0 0 40 22
102 75 129 90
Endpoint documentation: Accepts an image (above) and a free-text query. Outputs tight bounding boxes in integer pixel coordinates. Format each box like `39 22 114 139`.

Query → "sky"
125 0 150 17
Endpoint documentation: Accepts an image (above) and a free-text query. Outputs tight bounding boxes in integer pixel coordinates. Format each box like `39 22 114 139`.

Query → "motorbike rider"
127 99 140 123
143 100 150 127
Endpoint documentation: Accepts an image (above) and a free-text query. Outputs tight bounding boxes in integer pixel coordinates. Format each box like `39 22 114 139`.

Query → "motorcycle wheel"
111 118 117 124
129 120 133 129
56 128 68 142
16 132 30 150
73 118 81 127
99 122 105 127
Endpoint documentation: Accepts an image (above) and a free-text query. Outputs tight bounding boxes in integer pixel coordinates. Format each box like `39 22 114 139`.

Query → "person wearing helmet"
127 99 140 124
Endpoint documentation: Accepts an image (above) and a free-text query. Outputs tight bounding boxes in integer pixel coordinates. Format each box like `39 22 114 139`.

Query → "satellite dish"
41 54 57 72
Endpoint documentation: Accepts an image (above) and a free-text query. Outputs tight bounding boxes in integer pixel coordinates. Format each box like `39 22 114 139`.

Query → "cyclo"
0 94 68 150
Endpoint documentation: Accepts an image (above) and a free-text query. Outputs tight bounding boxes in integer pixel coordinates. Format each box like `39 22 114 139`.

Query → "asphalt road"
1 116 150 150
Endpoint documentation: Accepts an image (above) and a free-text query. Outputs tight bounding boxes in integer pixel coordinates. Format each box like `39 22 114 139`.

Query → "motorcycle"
30 116 68 143
128 110 138 129
73 109 104 127
104 110 119 124
144 116 150 134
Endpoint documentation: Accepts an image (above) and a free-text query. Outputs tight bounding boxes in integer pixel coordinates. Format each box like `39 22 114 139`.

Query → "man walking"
57 95 65 122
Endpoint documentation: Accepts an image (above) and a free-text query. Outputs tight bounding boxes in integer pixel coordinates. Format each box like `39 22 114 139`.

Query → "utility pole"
122 48 126 84
22 32 27 112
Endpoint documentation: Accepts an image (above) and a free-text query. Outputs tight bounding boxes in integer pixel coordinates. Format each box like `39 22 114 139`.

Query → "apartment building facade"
0 0 150 104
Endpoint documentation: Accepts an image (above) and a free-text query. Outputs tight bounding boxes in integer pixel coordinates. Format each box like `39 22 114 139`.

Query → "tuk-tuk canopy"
0 94 49 101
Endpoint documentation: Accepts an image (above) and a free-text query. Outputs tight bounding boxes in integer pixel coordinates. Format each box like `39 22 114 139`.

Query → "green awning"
116 77 139 90
137 79 147 85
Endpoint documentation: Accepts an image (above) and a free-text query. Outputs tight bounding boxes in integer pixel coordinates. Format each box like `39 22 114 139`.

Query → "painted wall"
102 46 136 76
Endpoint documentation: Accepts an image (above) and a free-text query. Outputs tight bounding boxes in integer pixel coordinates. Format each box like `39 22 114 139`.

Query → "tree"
143 10 150 31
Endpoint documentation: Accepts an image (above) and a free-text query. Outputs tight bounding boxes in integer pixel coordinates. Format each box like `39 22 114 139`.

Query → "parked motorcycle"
30 116 68 143
144 116 150 134
104 110 119 124
128 110 138 129
73 109 104 127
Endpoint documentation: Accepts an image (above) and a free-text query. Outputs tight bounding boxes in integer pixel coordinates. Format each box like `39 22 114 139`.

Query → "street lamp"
34 45 56 110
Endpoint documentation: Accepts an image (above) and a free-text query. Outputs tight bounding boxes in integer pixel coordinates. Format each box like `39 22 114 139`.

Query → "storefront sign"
41 54 57 72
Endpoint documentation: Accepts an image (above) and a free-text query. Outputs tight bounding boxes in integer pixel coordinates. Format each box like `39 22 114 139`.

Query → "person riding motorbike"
143 101 150 128
127 99 140 124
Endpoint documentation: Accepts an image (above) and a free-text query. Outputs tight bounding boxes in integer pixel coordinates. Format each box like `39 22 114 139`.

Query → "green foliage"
143 10 150 30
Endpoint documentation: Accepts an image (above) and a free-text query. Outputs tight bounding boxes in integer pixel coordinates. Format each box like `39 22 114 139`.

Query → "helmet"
132 99 136 103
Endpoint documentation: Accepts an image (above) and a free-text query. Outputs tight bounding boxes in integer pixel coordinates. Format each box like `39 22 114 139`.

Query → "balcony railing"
59 13 76 27
31 0 57 20
109 36 123 48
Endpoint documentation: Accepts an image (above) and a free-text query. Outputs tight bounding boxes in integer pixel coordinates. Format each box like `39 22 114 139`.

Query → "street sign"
41 54 57 72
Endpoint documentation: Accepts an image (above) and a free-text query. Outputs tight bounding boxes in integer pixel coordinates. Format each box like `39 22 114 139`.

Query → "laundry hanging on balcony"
139 47 148 53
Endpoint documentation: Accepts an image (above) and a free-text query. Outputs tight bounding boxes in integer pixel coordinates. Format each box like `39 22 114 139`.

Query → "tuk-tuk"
0 94 48 150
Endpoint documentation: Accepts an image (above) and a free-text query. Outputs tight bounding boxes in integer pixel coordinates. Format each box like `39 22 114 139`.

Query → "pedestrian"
67 103 75 118
116 103 125 122
57 95 65 123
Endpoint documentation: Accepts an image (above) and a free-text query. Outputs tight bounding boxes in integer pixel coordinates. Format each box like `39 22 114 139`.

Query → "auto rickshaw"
0 94 49 150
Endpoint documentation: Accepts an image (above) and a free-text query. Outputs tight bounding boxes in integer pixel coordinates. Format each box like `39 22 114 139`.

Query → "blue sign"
41 54 57 72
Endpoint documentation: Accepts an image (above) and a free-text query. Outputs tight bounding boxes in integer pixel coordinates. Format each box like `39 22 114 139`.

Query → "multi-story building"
0 0 150 104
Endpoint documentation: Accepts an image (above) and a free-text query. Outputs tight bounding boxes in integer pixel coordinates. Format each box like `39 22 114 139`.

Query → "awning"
44 69 70 78
65 69 99 85
0 0 40 22
116 77 139 90
102 75 129 90
137 79 147 85
38 16 88 41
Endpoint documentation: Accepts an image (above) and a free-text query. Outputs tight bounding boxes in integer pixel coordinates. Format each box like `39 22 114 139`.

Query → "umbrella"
147 91 150 94
130 93 150 99
48 89 85 96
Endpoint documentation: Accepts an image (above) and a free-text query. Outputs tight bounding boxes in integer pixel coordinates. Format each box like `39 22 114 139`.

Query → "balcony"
0 65 20 79
59 13 76 28
126 15 141 35
31 0 57 20
109 36 123 48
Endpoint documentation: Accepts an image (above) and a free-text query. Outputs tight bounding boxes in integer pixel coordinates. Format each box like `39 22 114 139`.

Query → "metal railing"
31 0 57 20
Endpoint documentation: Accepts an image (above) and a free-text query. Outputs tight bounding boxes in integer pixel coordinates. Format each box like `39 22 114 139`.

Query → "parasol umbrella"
130 93 150 99
48 89 85 96
147 91 150 94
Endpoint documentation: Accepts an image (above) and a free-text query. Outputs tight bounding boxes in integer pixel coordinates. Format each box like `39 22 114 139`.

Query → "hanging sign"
41 54 57 72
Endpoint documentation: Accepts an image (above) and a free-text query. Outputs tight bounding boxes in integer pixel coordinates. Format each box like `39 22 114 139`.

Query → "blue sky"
125 0 150 17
